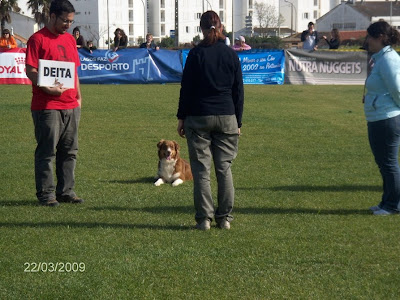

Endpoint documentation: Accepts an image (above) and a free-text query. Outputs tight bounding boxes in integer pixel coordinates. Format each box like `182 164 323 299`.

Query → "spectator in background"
323 28 340 49
232 35 251 51
222 24 230 46
72 26 85 48
140 33 159 50
0 29 17 49
113 28 127 51
363 21 400 215
301 22 319 51
85 40 96 53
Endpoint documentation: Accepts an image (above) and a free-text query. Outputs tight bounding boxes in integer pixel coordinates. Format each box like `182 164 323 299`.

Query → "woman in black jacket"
113 28 127 51
177 11 244 230
323 28 340 49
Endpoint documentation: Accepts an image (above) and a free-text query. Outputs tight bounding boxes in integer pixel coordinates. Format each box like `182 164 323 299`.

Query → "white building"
317 1 400 32
278 0 341 35
7 11 38 42
146 0 280 44
12 0 358 47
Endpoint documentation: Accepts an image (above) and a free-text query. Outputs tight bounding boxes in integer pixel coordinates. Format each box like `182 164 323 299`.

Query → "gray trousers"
184 115 239 223
32 107 81 202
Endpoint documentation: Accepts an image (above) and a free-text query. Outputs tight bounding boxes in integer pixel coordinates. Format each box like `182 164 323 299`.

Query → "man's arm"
301 31 308 42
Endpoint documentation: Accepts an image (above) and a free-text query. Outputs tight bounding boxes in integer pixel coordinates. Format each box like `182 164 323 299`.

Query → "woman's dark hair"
114 28 127 38
199 11 225 47
72 27 80 34
367 20 400 46
332 28 340 42
50 0 75 17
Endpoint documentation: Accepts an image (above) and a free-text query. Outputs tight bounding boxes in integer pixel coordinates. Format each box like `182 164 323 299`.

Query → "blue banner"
78 48 285 85
239 50 285 85
77 48 183 84
181 49 285 85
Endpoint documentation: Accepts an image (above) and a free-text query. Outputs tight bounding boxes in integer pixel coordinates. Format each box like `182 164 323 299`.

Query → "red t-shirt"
26 27 81 110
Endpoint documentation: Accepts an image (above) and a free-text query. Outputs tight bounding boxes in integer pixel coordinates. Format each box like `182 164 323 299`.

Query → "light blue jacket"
364 46 400 122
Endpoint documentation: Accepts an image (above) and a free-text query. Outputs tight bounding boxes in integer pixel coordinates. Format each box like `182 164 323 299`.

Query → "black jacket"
140 41 157 49
324 38 340 49
177 39 244 128
114 36 127 49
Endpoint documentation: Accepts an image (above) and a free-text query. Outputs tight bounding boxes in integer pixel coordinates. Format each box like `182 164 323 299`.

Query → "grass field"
1 84 400 299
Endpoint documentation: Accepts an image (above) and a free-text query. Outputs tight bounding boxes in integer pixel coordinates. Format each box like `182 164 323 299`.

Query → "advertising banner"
0 48 369 86
0 48 30 85
182 49 285 85
285 49 368 85
239 50 285 85
77 48 183 84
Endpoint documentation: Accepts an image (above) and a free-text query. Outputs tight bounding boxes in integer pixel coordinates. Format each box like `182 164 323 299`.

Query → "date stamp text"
24 262 85 273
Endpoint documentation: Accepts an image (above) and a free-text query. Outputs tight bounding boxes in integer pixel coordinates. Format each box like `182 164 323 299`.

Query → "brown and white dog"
154 139 193 187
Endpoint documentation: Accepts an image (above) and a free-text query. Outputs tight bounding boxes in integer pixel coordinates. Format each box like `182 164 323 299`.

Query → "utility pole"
140 0 146 38
107 0 110 49
232 0 234 42
285 0 294 35
175 0 179 47
278 0 281 37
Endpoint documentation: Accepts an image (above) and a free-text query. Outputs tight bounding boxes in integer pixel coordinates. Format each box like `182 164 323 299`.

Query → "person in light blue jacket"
364 21 400 215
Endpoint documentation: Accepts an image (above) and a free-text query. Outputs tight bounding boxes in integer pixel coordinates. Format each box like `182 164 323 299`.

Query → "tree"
254 1 278 37
278 13 285 28
0 0 20 33
159 36 174 48
192 34 201 45
27 0 51 28
83 24 111 48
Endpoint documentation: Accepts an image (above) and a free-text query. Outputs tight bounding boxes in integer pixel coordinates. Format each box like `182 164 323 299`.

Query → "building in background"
7 11 38 46
13 0 282 47
317 1 400 32
278 0 341 36
12 0 393 48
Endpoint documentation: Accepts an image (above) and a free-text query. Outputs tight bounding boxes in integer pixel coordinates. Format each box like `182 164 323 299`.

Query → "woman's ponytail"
199 11 226 47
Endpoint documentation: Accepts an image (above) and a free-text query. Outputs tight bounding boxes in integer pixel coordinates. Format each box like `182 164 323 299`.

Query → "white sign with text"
38 59 75 88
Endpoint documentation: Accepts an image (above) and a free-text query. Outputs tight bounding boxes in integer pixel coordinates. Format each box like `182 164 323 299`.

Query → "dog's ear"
157 140 164 149
173 141 180 152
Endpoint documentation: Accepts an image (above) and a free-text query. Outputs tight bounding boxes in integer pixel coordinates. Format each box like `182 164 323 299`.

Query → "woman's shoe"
369 205 381 212
373 208 394 216
196 219 211 230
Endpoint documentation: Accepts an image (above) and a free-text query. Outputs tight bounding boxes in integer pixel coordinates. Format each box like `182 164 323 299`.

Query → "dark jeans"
32 107 81 202
368 115 400 213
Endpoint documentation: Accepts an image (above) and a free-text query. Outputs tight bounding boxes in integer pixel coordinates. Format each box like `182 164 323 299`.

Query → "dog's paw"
154 178 165 186
172 179 184 187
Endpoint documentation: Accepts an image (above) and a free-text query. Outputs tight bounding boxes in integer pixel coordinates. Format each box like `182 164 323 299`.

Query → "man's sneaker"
196 219 211 231
39 199 60 207
217 219 231 230
56 195 84 204
369 205 381 212
373 208 394 216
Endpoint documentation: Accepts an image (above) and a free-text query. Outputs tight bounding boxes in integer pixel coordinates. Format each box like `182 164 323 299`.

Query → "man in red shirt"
26 0 84 206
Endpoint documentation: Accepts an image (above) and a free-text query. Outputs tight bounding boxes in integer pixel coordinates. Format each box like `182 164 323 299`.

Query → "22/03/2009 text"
24 262 85 273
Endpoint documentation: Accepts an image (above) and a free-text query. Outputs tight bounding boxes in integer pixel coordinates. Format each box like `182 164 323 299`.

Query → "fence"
0 47 367 85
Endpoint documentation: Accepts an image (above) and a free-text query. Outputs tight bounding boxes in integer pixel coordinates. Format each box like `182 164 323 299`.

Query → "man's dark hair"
308 22 314 27
50 0 75 17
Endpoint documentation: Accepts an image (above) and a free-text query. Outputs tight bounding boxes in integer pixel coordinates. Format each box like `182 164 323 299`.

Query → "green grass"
1 84 400 299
